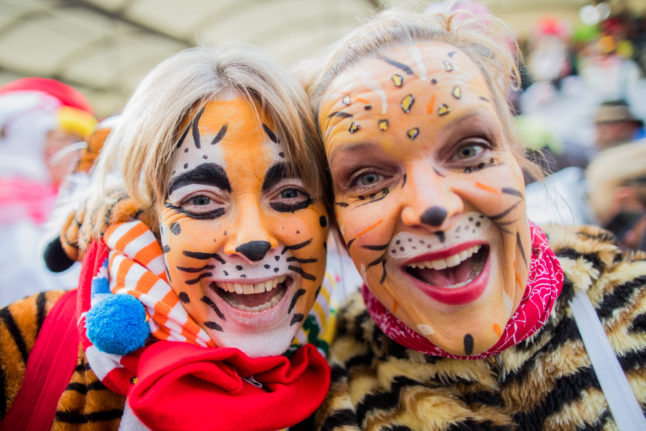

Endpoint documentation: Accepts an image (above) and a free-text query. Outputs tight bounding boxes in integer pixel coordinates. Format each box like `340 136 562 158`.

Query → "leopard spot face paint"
319 42 530 356
159 94 327 357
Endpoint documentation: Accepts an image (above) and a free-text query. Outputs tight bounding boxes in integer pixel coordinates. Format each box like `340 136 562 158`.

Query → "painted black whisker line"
433 167 445 177
191 106 205 149
210 124 227 145
175 123 190 149
327 111 353 119
186 273 212 285
286 257 318 264
516 232 527 265
288 265 316 281
346 239 356 249
362 243 389 251
376 53 414 75
290 314 304 326
357 194 388 207
282 239 312 254
176 264 215 273
200 296 226 320
335 201 349 207
288 289 306 314
488 200 521 221
380 260 387 284
367 253 386 269
262 123 280 143
204 321 223 331
502 188 523 198
182 250 225 264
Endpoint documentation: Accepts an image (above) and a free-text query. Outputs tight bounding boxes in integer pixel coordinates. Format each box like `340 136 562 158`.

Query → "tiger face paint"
158 94 328 357
319 42 530 356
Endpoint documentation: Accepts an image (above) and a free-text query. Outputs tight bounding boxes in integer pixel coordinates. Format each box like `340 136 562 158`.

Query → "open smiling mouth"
404 245 489 290
210 276 292 312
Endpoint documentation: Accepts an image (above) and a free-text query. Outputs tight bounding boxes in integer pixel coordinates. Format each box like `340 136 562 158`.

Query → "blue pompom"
86 294 150 355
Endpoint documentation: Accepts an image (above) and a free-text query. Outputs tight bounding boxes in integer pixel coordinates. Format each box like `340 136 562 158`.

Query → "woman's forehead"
319 41 496 156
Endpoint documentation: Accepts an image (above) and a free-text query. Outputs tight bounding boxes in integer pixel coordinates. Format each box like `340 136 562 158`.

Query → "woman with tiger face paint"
0 45 335 431
306 8 646 431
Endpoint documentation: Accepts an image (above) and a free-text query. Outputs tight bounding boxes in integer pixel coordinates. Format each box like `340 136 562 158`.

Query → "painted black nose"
235 241 272 261
420 206 447 227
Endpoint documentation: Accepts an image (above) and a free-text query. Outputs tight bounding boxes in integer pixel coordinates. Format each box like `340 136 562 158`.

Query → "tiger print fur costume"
314 224 646 431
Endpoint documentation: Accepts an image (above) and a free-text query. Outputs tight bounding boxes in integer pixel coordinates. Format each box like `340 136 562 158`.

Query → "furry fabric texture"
314 224 646 431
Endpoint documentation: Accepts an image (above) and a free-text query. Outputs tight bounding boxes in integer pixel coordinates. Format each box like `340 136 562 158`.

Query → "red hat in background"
0 77 93 115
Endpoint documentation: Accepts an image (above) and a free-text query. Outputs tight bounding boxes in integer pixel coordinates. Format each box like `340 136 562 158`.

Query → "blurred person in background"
594 99 645 149
586 141 646 251
0 77 96 306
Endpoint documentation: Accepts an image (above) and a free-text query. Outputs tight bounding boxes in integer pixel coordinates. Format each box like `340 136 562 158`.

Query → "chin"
214 328 298 357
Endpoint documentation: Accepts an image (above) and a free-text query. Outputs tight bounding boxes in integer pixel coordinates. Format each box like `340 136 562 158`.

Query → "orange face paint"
158 95 328 357
320 42 530 356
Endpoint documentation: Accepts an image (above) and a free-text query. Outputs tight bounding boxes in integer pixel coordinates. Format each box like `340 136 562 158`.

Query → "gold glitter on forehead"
406 127 419 140
391 74 404 88
452 86 462 99
438 104 451 116
378 119 389 131
401 94 415 113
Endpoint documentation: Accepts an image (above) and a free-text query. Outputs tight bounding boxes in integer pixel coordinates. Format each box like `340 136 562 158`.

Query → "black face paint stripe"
186 273 212 285
282 239 312 254
262 162 288 192
288 288 306 314
262 123 280 143
362 243 389 251
176 264 215 273
204 321 223 331
327 111 353 119
464 333 474 355
167 163 231 196
380 259 387 283
502 188 523 198
201 295 226 320
489 200 521 221
210 124 227 145
288 265 316 281
366 254 385 268
191 106 205 149
516 231 527 265
286 257 318 264
290 313 305 326
182 250 225 264
376 53 414 75
176 123 190 149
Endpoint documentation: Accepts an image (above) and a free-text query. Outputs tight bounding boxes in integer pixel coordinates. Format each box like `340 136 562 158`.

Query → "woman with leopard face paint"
0 45 335 430
306 8 646 431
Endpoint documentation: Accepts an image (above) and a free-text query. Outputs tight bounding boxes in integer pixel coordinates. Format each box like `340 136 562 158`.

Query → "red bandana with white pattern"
363 222 563 359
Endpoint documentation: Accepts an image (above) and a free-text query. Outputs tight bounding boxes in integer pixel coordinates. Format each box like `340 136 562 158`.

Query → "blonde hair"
306 8 539 176
90 44 330 228
586 141 646 223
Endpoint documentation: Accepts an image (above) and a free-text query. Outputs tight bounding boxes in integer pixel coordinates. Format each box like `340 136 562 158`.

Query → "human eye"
175 191 226 219
450 138 491 163
348 168 389 192
269 184 312 213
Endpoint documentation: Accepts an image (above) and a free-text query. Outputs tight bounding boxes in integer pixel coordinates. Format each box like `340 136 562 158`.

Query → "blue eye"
358 173 381 186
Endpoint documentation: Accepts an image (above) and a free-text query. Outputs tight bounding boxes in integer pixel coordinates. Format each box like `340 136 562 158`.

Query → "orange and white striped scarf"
81 220 335 395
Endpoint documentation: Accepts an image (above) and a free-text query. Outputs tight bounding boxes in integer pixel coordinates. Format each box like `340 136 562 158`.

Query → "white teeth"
217 275 287 295
407 245 481 271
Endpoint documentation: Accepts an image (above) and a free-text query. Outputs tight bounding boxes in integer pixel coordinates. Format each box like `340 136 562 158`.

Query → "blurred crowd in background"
1 0 646 307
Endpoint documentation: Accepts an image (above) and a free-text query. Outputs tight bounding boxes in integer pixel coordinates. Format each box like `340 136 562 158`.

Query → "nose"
235 241 272 261
224 194 278 262
401 163 463 231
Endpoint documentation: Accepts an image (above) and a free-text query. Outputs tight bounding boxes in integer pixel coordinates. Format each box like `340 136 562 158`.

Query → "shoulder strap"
570 290 646 430
0 289 80 431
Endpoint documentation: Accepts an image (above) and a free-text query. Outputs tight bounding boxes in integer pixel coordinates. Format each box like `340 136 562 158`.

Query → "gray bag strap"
570 290 646 430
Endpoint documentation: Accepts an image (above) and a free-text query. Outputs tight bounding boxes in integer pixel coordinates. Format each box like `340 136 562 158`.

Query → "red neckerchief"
77 240 330 430
363 222 564 359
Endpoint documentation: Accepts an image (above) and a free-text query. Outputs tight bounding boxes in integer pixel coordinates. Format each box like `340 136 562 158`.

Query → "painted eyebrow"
167 163 231 196
261 162 299 192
